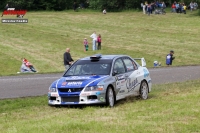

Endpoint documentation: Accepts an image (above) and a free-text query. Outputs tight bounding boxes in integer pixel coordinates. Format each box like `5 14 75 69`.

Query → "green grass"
0 80 200 133
0 10 200 76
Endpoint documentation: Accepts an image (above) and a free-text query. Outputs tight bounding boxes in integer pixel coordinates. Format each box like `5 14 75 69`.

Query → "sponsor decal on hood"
57 75 108 88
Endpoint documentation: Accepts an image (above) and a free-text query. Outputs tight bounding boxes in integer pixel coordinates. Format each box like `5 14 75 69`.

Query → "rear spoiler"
133 58 146 67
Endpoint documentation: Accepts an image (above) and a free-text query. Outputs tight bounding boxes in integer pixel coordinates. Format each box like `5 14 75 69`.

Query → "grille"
58 88 84 92
61 96 79 102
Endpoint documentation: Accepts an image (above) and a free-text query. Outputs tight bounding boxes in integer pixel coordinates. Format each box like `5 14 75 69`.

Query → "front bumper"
48 92 106 105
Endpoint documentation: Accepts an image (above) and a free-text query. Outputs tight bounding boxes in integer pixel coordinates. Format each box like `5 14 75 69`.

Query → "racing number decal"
126 78 139 92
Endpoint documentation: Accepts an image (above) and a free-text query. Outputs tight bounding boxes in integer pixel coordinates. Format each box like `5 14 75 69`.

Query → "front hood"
56 75 109 88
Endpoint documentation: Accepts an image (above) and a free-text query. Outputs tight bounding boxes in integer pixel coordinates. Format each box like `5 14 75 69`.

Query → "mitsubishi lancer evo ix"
48 54 152 107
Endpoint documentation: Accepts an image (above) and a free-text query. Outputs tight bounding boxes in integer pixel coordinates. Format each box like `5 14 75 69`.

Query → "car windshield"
64 59 112 76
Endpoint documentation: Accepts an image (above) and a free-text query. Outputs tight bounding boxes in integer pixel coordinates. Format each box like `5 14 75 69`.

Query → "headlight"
49 87 57 92
84 85 104 92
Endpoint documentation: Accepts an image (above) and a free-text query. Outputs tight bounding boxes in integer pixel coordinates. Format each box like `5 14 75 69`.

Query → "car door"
113 58 127 96
122 57 140 95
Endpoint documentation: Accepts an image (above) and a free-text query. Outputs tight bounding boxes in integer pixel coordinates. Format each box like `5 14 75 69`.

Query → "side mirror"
112 70 118 76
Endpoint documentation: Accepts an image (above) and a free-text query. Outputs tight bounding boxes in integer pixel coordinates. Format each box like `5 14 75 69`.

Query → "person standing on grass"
190 2 194 12
171 3 176 13
143 4 146 14
64 48 74 70
183 4 187 14
1 3 9 17
97 34 102 50
166 50 175 66
175 2 179 13
179 3 183 13
83 38 89 51
90 31 97 51
194 2 198 10
147 4 151 16
73 2 77 11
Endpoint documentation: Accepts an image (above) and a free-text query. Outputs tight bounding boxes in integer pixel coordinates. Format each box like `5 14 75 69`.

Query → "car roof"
80 55 129 60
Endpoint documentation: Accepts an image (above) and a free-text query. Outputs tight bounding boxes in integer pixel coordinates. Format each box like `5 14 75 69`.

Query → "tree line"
0 0 199 11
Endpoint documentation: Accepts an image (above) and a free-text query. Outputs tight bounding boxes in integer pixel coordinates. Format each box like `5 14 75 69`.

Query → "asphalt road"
0 66 200 99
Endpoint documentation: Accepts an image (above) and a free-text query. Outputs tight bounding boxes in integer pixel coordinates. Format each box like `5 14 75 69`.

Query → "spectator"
190 2 194 11
183 3 187 14
143 4 146 14
1 4 9 17
194 2 198 10
141 3 143 8
90 31 97 51
64 48 74 70
179 3 183 13
103 9 106 14
175 2 180 13
147 4 151 16
97 34 102 50
20 58 37 73
83 38 89 51
80 3 84 9
162 2 166 12
166 50 175 66
73 2 77 11
171 3 176 12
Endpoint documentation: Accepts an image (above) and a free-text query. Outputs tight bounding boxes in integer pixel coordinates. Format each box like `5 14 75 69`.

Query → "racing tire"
139 81 149 100
106 87 115 107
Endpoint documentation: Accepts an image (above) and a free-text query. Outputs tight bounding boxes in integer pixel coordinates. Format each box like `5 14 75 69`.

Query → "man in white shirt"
103 9 106 14
190 2 194 11
90 31 97 50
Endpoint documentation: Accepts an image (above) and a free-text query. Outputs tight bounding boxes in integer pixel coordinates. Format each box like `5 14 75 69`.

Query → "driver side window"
123 58 135 72
113 58 126 75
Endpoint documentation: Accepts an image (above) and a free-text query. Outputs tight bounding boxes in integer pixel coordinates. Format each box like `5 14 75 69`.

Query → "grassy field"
0 10 200 76
0 80 200 133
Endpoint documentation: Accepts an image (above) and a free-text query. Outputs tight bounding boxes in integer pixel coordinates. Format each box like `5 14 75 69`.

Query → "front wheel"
106 87 115 107
140 81 149 100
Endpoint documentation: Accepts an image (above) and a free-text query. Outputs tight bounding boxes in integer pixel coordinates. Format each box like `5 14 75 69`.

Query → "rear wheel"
106 87 115 107
140 81 149 100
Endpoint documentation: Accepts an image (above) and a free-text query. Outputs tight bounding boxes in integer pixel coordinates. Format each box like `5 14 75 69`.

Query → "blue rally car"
48 54 152 107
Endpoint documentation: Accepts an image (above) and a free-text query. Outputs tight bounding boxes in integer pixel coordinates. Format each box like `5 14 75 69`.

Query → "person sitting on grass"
103 9 107 14
21 58 37 73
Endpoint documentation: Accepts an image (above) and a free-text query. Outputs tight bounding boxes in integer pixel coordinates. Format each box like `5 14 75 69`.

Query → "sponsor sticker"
116 75 125 81
65 76 91 80
80 93 90 96
100 97 105 102
51 93 58 97
119 90 125 93
67 81 82 86
62 82 67 86
96 92 101 96
143 69 149 78
126 78 139 92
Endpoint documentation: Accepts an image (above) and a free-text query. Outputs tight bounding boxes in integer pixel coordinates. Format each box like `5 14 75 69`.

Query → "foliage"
1 0 199 11
1 0 74 11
